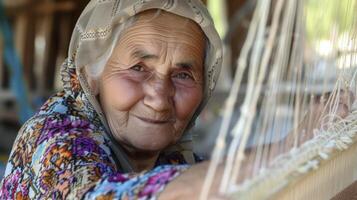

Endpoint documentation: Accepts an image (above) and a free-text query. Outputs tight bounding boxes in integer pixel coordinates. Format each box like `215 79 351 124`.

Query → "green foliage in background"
305 0 356 41
207 0 356 43
207 0 227 38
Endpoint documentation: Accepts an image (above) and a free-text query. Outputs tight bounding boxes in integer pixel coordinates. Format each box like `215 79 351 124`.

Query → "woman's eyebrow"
176 62 194 69
132 50 158 60
132 49 199 70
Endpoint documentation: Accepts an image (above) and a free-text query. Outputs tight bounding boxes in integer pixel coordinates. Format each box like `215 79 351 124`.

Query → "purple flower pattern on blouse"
73 135 101 157
108 173 130 183
139 168 179 197
36 117 94 145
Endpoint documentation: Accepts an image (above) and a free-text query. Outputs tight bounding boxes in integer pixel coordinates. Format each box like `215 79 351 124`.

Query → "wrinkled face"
99 10 205 152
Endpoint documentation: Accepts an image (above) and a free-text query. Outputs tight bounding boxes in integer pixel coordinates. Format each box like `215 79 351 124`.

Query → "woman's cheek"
103 77 143 110
174 86 203 119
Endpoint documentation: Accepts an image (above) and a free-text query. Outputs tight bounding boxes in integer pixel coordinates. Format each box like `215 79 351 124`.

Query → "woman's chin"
130 138 173 152
119 133 176 153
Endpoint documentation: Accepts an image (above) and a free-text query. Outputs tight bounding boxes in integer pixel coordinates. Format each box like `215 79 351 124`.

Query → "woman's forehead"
131 10 205 39
136 9 200 28
113 12 206 61
122 35 204 55
112 37 204 70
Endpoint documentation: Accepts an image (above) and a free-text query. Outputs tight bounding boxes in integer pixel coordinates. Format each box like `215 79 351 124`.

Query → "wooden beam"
3 0 28 8
5 1 77 16
34 1 77 14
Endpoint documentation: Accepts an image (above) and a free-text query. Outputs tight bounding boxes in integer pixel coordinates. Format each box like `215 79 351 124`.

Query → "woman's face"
99 10 205 152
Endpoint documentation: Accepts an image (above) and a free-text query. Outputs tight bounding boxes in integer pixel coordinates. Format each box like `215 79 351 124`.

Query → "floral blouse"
0 59 196 199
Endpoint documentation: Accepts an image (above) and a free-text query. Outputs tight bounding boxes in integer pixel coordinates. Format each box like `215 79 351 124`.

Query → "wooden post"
226 0 250 70
33 10 53 97
0 35 3 89
53 13 72 90
14 13 27 63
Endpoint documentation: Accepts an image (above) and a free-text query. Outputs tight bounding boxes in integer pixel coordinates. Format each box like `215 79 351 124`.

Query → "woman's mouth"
134 115 174 124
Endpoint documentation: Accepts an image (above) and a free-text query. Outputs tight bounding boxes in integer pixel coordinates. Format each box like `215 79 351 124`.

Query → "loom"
201 0 357 199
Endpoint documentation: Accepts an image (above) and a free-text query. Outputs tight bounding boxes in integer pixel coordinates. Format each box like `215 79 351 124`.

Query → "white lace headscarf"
69 0 223 168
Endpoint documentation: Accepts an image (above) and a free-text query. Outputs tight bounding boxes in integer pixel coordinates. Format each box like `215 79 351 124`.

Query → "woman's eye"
174 72 193 80
130 65 145 72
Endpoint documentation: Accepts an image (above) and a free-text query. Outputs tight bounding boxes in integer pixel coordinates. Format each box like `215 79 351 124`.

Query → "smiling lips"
134 115 174 124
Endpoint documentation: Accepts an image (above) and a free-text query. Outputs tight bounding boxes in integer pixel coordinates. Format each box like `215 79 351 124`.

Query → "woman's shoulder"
6 91 112 172
37 91 94 118
1 92 117 199
16 91 103 145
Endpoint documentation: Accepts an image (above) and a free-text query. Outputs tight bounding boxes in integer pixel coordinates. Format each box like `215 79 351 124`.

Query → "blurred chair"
0 0 89 157
0 0 88 123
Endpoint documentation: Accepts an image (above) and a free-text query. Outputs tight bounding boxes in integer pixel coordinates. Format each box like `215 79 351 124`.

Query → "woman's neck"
121 144 160 172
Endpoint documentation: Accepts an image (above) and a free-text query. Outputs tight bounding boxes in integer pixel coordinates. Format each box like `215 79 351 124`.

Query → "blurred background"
1 0 356 180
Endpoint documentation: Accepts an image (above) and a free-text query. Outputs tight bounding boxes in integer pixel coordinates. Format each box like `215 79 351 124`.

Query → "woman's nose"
142 75 175 112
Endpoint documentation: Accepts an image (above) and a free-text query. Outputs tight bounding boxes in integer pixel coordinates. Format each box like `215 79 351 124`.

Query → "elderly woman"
1 0 355 199
0 0 223 199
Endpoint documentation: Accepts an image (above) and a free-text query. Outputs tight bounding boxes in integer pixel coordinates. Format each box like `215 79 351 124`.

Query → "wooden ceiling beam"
5 1 77 16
